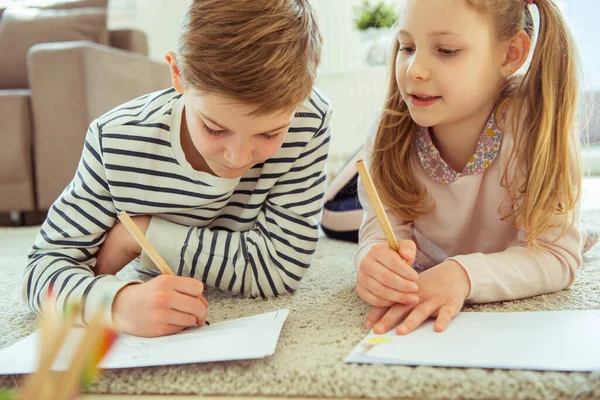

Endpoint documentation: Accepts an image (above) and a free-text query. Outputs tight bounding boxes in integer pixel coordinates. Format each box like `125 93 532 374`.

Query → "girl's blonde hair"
177 0 322 115
371 0 581 246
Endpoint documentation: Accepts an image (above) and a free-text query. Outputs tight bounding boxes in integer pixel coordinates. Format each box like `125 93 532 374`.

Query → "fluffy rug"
0 181 599 399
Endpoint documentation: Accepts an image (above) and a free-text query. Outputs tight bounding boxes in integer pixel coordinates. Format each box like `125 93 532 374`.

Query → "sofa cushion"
34 0 109 9
0 90 36 211
0 0 107 20
0 6 109 89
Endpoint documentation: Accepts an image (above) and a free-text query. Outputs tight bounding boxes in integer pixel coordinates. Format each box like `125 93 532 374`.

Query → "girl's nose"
406 53 431 81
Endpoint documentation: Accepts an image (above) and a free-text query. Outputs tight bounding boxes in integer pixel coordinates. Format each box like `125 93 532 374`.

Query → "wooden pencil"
21 302 79 400
355 160 399 252
21 302 55 400
38 286 57 366
52 307 107 400
117 211 209 308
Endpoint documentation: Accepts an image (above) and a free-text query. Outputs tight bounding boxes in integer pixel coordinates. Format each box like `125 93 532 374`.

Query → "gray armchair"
0 29 171 216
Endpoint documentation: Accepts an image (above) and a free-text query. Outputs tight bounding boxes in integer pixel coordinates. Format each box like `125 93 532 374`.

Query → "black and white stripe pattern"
23 87 331 323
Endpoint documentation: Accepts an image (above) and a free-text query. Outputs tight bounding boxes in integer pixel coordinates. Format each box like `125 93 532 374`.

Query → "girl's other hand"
365 260 471 334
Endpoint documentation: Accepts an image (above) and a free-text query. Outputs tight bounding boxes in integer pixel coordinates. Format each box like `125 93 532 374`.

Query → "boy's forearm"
22 120 130 324
23 249 140 325
142 207 321 298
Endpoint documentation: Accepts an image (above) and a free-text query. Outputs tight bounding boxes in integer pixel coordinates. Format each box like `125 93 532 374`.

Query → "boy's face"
181 90 295 179
395 0 506 129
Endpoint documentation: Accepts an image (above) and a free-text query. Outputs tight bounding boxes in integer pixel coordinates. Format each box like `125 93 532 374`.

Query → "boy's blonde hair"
371 0 581 247
177 0 322 115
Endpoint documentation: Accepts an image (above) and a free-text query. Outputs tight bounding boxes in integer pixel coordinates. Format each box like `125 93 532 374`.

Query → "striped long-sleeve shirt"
23 87 332 324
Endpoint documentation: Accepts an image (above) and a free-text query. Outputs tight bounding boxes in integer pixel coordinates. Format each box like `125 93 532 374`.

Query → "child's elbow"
558 251 581 291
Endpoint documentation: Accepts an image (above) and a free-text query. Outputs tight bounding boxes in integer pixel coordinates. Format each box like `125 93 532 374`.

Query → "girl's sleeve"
449 208 582 303
140 107 332 297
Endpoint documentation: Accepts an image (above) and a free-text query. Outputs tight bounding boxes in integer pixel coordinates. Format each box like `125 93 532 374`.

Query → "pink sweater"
354 131 582 304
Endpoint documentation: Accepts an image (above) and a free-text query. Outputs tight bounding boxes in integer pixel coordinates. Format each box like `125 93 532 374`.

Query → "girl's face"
396 0 507 130
181 90 295 179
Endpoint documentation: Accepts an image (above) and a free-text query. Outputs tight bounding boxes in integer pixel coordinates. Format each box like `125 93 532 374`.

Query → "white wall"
312 0 365 74
562 0 600 92
133 0 191 61
111 0 387 74
108 0 192 62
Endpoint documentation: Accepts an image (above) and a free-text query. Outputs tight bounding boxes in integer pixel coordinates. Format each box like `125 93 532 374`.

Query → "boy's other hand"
112 275 208 337
356 240 419 308
95 215 152 275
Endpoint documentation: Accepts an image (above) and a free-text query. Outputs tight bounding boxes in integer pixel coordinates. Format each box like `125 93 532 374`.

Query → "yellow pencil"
355 160 399 252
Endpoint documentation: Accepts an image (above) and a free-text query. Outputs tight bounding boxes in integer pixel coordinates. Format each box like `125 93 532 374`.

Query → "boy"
23 0 331 337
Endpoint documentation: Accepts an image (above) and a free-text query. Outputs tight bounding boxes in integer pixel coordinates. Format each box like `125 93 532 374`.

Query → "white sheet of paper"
345 310 600 371
0 309 289 375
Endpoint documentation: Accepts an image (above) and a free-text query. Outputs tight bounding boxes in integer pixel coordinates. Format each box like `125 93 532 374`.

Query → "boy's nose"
223 146 253 169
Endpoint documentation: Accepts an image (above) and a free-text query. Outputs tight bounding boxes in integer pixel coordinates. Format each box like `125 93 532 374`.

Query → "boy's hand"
357 240 419 307
365 260 471 334
95 215 152 275
112 274 208 337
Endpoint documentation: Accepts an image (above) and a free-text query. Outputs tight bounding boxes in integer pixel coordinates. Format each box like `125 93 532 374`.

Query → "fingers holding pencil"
355 160 417 265
355 160 420 308
112 275 209 337
107 211 211 336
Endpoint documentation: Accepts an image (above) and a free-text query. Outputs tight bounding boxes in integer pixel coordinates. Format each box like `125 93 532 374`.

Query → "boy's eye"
203 125 226 136
203 122 282 140
262 132 281 141
438 48 459 56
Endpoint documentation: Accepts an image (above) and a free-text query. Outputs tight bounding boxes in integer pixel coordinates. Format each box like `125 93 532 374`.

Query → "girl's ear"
501 30 531 77
165 51 185 94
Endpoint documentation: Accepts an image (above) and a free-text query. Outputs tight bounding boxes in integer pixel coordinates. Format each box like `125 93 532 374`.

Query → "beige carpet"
1 189 599 398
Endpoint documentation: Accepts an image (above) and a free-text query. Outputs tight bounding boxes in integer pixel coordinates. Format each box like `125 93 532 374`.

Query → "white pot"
359 27 396 66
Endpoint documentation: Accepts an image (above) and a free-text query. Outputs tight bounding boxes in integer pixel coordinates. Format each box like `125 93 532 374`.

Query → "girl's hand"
357 240 420 307
365 260 471 334
112 274 208 337
95 215 152 275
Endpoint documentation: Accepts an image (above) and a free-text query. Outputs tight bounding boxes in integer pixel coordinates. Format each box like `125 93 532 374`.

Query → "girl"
356 0 588 335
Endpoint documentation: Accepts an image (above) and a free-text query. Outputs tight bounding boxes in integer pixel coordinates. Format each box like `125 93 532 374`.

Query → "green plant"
354 1 398 31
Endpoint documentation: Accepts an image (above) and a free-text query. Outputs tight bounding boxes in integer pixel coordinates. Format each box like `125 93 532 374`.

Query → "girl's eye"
399 45 415 54
438 48 459 56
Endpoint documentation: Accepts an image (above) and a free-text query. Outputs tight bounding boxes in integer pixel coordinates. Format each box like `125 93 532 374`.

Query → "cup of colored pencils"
0 286 119 400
